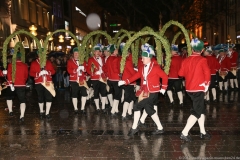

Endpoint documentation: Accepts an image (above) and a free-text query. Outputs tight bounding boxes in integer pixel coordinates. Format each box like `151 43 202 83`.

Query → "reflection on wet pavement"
0 89 240 159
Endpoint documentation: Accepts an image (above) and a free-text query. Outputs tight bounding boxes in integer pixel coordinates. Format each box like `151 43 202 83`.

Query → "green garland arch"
2 30 41 69
80 30 112 61
113 29 131 44
172 30 197 45
44 29 81 66
160 20 191 56
121 31 171 74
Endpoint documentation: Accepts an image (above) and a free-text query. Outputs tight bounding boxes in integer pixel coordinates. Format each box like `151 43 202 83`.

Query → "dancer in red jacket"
119 42 137 120
87 44 107 113
6 52 28 122
105 44 122 116
228 45 239 90
119 43 168 136
67 47 87 115
30 51 56 120
179 38 211 142
203 46 220 103
167 45 183 106
217 48 231 92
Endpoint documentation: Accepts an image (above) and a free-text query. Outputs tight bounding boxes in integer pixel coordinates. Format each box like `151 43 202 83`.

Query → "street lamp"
47 32 53 41
59 35 64 42
29 25 37 36
70 39 75 45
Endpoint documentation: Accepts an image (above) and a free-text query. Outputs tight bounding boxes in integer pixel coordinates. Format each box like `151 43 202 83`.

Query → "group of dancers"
0 37 239 142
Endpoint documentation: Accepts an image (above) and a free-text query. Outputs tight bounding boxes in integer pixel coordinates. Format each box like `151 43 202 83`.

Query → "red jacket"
102 56 110 78
29 59 56 84
0 70 3 77
122 55 137 85
7 60 28 87
105 55 121 81
168 54 183 79
87 56 104 80
205 55 220 75
218 55 231 72
178 53 210 92
228 51 238 68
124 61 168 93
67 58 87 82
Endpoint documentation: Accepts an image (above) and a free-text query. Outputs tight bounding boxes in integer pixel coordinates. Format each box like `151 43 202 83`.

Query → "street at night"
0 89 239 159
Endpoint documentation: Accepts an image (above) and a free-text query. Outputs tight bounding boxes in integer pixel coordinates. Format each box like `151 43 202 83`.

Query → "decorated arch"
120 31 171 75
160 20 192 56
2 30 41 69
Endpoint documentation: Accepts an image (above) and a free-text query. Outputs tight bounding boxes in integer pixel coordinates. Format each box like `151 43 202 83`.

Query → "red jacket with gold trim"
205 55 220 75
87 56 104 80
7 60 28 87
29 59 56 84
105 55 121 81
168 54 183 79
124 61 168 93
218 55 231 72
122 54 137 85
178 53 211 92
67 58 87 82
228 51 238 68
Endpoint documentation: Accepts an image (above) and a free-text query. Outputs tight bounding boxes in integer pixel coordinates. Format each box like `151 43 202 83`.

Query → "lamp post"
29 25 37 36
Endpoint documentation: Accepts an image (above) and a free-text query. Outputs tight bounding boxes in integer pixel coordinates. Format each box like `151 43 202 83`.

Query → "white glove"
10 84 15 91
160 89 166 95
199 83 209 92
39 70 48 76
118 80 126 86
134 68 138 72
3 70 7 75
77 66 85 72
95 71 101 75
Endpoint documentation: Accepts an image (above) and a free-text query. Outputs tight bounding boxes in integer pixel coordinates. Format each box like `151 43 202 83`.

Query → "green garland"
44 29 81 66
133 39 140 67
172 30 197 45
113 29 131 44
93 34 101 47
155 38 162 65
11 42 26 83
117 32 135 48
2 30 41 69
121 31 171 74
160 20 191 56
172 31 182 44
80 30 112 62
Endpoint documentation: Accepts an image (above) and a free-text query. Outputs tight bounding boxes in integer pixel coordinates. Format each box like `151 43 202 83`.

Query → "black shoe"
74 110 79 115
204 100 210 105
45 114 52 120
170 101 174 106
234 87 239 91
200 132 211 139
152 129 164 135
19 117 24 123
180 133 192 142
138 121 147 128
40 112 45 119
213 99 217 103
110 113 116 117
102 109 108 114
81 110 86 115
122 116 128 121
127 113 133 119
179 103 183 107
96 109 101 114
9 112 13 116
115 112 122 116
127 128 139 136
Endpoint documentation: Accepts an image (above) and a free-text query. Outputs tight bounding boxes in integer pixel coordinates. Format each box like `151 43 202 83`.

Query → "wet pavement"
0 88 240 159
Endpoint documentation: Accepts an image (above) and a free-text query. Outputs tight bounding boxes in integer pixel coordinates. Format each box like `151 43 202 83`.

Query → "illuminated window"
29 1 36 23
20 0 29 21
43 8 48 28
37 6 43 26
